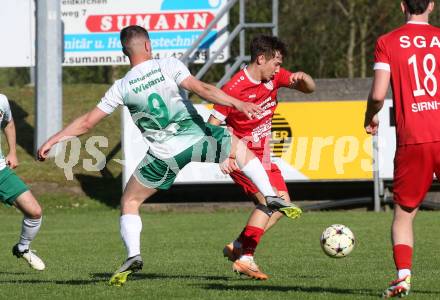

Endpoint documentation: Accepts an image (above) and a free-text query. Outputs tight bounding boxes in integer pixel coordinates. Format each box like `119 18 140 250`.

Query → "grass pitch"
1 206 440 299
4 80 438 300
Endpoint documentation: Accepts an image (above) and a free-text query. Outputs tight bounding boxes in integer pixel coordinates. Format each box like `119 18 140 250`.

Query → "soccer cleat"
232 258 269 280
12 244 45 271
383 275 411 298
223 242 241 262
265 196 302 219
109 255 143 286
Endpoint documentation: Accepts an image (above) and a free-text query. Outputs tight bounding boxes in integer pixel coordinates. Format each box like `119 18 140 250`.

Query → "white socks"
120 214 142 258
239 158 276 197
398 269 411 279
18 217 42 252
239 254 254 262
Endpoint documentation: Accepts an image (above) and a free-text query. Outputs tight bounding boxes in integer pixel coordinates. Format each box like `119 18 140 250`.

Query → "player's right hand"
219 157 240 174
234 101 262 120
6 153 18 169
37 142 52 161
364 114 379 135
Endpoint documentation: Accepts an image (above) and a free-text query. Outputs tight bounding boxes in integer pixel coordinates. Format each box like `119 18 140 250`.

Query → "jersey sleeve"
276 68 293 88
97 79 124 114
210 84 235 122
0 94 12 122
162 57 191 86
373 36 391 72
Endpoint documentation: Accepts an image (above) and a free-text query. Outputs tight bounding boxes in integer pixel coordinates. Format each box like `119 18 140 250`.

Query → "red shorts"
230 162 287 196
393 142 440 208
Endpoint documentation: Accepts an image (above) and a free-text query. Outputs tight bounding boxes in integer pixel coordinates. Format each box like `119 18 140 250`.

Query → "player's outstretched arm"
364 69 390 135
37 107 108 161
180 76 261 119
3 119 18 169
290 72 316 93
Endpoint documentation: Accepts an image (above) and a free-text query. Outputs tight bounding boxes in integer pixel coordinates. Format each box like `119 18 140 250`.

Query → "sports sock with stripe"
18 217 42 252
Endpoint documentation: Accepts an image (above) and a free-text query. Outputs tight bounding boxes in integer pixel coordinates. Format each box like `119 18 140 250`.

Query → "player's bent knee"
256 204 273 217
30 205 43 219
121 195 145 211
15 192 42 219
25 202 42 219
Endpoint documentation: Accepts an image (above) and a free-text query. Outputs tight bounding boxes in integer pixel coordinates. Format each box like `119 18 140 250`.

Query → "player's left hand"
37 142 53 161
6 153 18 169
290 72 308 87
234 101 262 120
219 157 240 174
364 114 379 135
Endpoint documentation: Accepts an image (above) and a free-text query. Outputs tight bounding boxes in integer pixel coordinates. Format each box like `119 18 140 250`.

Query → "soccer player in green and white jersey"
37 25 295 286
0 94 45 271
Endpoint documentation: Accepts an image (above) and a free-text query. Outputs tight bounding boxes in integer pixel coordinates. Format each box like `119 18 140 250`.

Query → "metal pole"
29 67 35 86
373 134 381 212
121 108 127 189
196 24 243 79
239 0 245 57
272 0 279 36
217 56 249 88
35 0 62 154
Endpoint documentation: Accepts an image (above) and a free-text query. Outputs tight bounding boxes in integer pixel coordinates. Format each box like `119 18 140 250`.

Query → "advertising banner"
0 0 34 67
122 101 374 186
61 0 230 66
270 102 373 181
377 99 396 179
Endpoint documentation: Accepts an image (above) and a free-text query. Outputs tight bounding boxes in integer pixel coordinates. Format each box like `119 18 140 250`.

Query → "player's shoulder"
229 69 247 83
425 24 440 36
223 69 248 91
103 77 126 100
274 67 292 79
157 57 182 69
377 25 406 43
109 77 126 90
379 23 440 40
160 56 179 63
279 66 291 73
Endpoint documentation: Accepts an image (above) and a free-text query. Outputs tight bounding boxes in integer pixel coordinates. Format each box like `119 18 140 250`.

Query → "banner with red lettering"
62 0 229 66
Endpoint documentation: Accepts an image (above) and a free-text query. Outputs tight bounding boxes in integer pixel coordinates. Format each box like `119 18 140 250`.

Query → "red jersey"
374 22 440 145
212 67 292 158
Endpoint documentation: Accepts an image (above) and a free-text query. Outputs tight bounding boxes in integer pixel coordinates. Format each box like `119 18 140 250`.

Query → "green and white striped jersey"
98 57 206 159
0 94 12 170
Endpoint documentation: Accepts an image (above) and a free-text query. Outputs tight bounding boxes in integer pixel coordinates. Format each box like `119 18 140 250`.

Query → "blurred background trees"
2 0 439 86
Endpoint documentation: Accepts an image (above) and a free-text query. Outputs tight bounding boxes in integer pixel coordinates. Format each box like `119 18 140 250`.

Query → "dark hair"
120 25 150 56
250 35 287 63
403 0 433 14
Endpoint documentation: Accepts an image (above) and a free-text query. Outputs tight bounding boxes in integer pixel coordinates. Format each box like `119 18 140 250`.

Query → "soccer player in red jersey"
364 0 439 297
208 35 315 279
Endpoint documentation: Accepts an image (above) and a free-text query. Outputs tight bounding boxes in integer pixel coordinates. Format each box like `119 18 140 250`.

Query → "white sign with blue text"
62 0 230 66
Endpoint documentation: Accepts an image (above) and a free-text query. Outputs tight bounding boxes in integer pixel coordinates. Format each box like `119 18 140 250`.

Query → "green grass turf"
1 84 122 186
0 85 206 207
0 208 439 299
0 84 204 187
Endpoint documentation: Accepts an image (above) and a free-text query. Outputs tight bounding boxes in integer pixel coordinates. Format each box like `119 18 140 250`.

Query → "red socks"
239 226 265 256
393 244 413 270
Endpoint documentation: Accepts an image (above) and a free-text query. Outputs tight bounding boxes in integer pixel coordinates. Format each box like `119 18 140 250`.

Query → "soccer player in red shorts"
364 0 440 297
208 35 315 279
